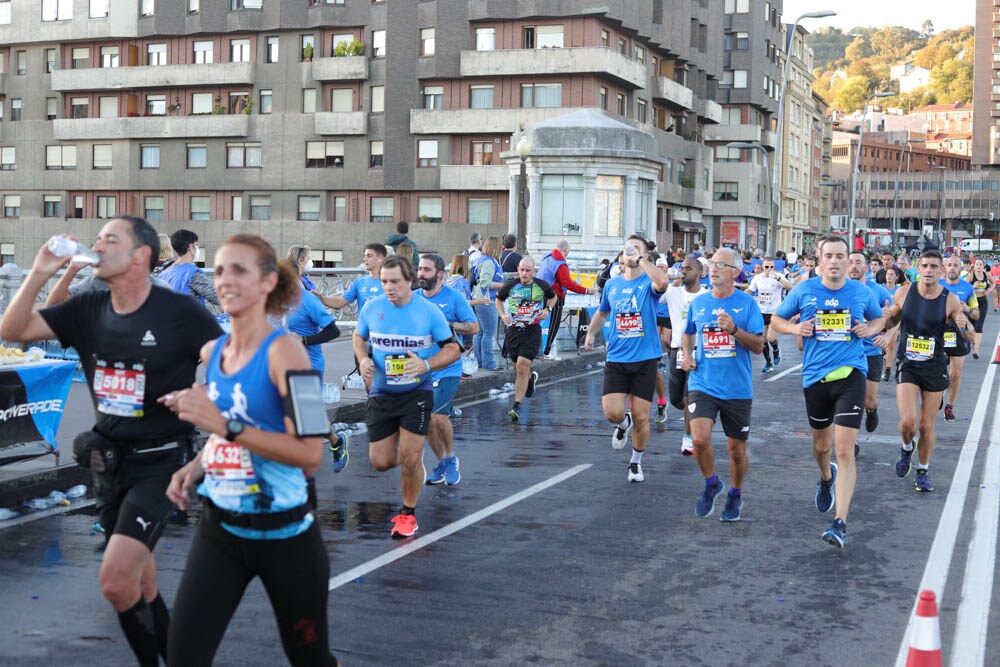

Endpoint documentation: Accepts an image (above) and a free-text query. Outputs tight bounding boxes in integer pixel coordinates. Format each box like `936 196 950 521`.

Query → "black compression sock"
117 597 160 667
401 505 415 516
149 593 170 661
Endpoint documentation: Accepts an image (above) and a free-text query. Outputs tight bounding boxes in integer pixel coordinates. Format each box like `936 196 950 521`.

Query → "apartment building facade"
973 0 999 166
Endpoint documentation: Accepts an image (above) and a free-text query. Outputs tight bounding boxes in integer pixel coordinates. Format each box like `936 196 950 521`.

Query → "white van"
961 239 994 253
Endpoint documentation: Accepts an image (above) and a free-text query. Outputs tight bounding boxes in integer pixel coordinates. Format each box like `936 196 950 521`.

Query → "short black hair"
420 253 446 273
365 242 387 257
396 221 409 234
170 229 199 256
502 234 516 249
117 215 160 272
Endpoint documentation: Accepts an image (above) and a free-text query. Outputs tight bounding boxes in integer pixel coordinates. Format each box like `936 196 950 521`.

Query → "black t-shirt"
500 249 523 274
40 285 223 442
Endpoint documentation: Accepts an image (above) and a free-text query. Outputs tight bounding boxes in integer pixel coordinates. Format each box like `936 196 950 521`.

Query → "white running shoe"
611 412 633 450
627 462 644 482
681 435 694 457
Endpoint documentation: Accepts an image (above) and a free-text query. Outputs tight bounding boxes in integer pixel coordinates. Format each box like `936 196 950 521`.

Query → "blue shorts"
432 376 461 416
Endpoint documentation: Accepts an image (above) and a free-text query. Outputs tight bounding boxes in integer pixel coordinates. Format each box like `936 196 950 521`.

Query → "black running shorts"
656 316 672 328
503 324 542 362
687 391 752 441
602 359 658 402
366 390 434 442
803 369 866 430
865 354 884 383
899 362 950 393
667 348 689 409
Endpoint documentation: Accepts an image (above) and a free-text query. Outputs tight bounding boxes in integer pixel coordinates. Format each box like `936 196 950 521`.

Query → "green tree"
929 58 973 103
921 20 934 38
836 75 874 112
870 26 914 62
844 35 872 62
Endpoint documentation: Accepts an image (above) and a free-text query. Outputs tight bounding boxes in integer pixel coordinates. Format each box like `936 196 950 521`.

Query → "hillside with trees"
808 21 974 113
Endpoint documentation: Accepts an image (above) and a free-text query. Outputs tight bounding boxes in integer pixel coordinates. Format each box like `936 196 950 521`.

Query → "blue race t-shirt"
420 285 476 380
344 276 384 312
357 294 453 395
775 277 883 387
860 280 893 357
684 290 764 400
283 291 335 373
599 272 664 363
939 278 976 309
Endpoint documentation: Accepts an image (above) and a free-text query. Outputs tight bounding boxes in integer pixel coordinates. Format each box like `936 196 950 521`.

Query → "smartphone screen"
286 371 330 438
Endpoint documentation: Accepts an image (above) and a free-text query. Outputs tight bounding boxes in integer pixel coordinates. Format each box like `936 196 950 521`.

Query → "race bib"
93 360 146 417
943 331 957 349
514 303 538 325
675 347 685 369
615 311 644 339
815 309 851 342
201 434 260 497
905 335 935 362
756 291 772 304
384 353 417 386
702 325 736 359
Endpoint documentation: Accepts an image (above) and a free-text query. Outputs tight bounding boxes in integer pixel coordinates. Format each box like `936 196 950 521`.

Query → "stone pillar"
624 174 638 239
581 172 597 247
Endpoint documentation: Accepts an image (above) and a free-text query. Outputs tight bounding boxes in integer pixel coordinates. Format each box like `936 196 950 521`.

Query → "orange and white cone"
906 590 942 667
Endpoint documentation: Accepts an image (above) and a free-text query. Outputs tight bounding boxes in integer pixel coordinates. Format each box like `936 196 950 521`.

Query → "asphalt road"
2 329 1000 666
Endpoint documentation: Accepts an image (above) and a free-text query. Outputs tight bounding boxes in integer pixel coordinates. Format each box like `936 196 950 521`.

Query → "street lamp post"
891 139 923 252
515 135 531 253
933 165 946 248
728 141 769 251
849 90 897 247
771 10 836 256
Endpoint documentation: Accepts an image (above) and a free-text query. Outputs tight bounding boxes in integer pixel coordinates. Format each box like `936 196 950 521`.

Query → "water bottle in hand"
48 236 100 265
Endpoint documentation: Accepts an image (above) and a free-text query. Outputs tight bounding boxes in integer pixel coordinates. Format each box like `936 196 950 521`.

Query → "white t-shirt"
747 273 785 314
661 284 708 348
787 252 798 266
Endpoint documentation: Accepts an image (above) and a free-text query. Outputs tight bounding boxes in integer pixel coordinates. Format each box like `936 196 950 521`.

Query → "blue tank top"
198 329 312 540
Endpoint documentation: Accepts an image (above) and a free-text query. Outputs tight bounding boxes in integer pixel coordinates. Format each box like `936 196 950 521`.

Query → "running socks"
400 505 416 516
117 597 160 667
512 401 521 410
149 593 170 662
656 397 666 407
902 443 915 453
729 487 741 497
630 448 644 464
705 474 719 487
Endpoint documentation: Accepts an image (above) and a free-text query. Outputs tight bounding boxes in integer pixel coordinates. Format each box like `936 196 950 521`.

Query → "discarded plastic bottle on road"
501 383 514 391
65 485 87 499
48 491 69 506
452 408 462 417
323 383 340 404
498 392 510 399
350 422 367 434
331 422 349 433
23 497 54 510
488 388 501 397
0 508 20 520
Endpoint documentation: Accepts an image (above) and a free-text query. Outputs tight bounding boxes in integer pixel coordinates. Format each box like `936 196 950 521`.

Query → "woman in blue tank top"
161 234 337 666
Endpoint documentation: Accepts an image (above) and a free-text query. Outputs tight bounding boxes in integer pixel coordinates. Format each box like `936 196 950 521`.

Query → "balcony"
698 98 722 124
703 124 762 143
410 106 590 134
461 48 648 89
650 77 694 110
439 165 508 190
51 62 255 92
53 114 250 140
314 112 367 135
311 56 368 81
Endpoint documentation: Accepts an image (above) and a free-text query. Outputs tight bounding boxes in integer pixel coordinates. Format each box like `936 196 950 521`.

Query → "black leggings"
167 517 337 667
974 296 989 333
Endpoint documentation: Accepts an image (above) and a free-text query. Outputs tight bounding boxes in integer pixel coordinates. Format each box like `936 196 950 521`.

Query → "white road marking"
328 463 592 591
765 363 801 382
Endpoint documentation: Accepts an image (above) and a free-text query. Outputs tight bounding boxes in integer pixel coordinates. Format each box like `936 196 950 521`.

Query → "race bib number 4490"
93 364 146 417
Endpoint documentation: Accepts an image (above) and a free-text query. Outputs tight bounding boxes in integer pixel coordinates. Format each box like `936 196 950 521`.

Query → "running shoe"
443 455 461 485
773 348 781 366
426 459 448 485
390 513 418 539
330 430 350 474
944 405 955 422
762 363 774 373
895 447 913 478
915 469 934 492
822 518 846 549
508 406 520 423
720 493 743 522
696 478 725 517
865 408 879 433
816 462 837 513
525 370 538 398
973 350 980 360
881 368 891 382
655 404 667 423
627 462 644 483
681 434 694 456
611 412 633 450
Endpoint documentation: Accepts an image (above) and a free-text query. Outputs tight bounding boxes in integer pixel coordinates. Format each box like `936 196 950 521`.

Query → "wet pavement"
3 336 1000 666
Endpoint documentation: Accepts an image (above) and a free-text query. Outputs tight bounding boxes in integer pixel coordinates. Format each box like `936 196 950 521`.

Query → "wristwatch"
225 419 244 442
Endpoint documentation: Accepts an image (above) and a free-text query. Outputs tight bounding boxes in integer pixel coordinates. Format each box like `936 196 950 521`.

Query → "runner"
418 254 479 485
496 256 557 423
990 259 1000 312
939 255 978 422
584 236 670 483
682 248 764 521
353 256 461 537
965 258 993 358
847 251 893 436
881 265 907 381
772 234 886 549
653 257 673 423
745 256 793 373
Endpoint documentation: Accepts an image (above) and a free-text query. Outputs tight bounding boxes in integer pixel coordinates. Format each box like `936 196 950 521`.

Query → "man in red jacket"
537 239 596 356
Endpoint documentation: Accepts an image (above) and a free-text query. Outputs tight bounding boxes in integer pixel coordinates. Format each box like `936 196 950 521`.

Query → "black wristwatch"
225 419 244 442
730 324 739 336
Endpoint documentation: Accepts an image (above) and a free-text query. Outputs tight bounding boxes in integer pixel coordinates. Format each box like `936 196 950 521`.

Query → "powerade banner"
0 360 76 466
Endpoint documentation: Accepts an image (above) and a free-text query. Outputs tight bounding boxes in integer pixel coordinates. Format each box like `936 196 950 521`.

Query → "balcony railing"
51 62 256 92
311 56 368 81
439 165 508 190
409 106 591 134
314 112 367 135
53 114 250 140
651 76 694 110
461 47 648 89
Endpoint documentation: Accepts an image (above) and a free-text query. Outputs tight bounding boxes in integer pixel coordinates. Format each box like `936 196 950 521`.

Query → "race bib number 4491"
93 364 146 417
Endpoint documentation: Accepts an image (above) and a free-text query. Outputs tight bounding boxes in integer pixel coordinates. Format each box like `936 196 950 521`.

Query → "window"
634 45 645 64
371 197 393 222
43 195 62 218
232 195 242 220
93 144 112 169
370 140 383 168
418 140 438 167
713 182 738 201
46 145 77 169
476 28 495 51
190 196 210 220
72 47 89 69
724 0 749 12
472 141 494 166
146 94 166 116
266 36 279 63
101 46 119 68
140 144 160 168
16 51 26 75
259 89 272 114
188 0 199 12
715 146 740 162
144 196 164 221
97 195 116 219
331 89 353 112
0 147 14 170
470 85 493 109
228 92 250 114
536 25 564 49
0 1 10 24
599 87 608 110
45 49 56 73
593 175 623 237
736 32 749 50
420 28 435 56
635 179 653 238
231 0 262 8
300 34 314 61
468 199 492 225
3 195 20 218
147 43 166 66
71 97 89 119
230 39 251 63
187 144 207 168
306 141 344 168
249 195 270 220
371 86 384 113
141 0 154 16
618 38 627 56
42 0 73 21
47 98 58 120
733 70 748 88
193 40 213 63
228 143 262 168
616 93 626 116
724 33 734 51
637 99 647 124
521 83 561 108
10 99 21 121
191 92 212 114
298 196 321 221
302 89 316 113
372 30 386 58
423 86 443 110
333 196 346 222
540 175 584 235
418 197 442 223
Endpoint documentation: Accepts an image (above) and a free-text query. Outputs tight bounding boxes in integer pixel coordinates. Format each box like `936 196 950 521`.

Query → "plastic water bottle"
488 388 502 397
24 497 54 510
498 392 510 399
350 422 367 434
65 485 87 499
47 236 100 265
452 407 462 417
331 422 349 433
48 491 70 506
0 508 20 520
323 382 340 404
502 382 514 391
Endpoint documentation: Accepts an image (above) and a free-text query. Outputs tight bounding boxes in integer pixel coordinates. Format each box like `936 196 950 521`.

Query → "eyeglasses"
710 262 739 270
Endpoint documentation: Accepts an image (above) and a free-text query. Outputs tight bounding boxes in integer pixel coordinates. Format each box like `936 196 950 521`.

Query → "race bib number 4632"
201 435 260 497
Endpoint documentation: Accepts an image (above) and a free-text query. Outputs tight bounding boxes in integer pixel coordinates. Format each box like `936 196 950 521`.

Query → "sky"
782 0 975 32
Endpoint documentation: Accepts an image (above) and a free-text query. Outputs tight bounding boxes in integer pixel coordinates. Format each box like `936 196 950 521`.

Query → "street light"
771 9 836 256
933 165 946 248
891 139 924 252
515 135 531 252
849 90 897 247
728 141 769 250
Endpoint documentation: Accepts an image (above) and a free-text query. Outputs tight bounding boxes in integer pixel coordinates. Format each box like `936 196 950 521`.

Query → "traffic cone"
993 341 1000 364
906 590 942 667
